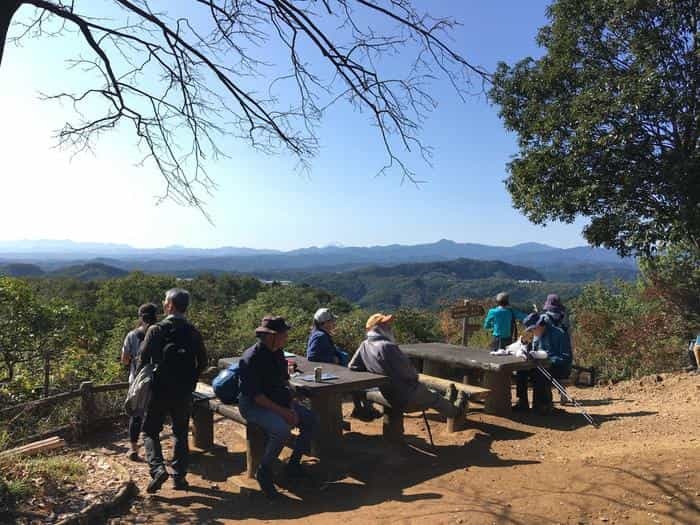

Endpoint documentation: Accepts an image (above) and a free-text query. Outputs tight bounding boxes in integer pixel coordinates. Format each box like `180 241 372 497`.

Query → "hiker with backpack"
483 292 529 350
120 303 158 461
138 288 207 493
238 316 317 498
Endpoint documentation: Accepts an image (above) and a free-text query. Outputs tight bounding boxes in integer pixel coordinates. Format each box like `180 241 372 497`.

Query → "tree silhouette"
0 1 488 213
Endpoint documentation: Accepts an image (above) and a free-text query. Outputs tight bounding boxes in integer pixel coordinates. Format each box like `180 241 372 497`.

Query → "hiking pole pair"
524 352 598 428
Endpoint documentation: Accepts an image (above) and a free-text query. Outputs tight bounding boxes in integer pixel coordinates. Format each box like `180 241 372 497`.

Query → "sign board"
450 303 485 319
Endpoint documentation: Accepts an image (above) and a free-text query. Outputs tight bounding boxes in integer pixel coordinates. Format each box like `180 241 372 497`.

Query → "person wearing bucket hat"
483 292 529 350
120 303 158 461
349 313 467 419
307 308 343 364
238 316 317 498
306 309 381 422
514 313 573 413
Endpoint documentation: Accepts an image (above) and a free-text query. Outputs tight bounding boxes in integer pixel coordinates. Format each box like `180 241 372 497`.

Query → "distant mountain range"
0 238 636 282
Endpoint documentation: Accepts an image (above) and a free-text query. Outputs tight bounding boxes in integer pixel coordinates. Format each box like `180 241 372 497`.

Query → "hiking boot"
512 401 530 412
534 403 553 416
255 465 279 499
127 450 139 462
454 391 468 414
146 468 169 494
443 383 458 403
285 461 313 480
173 477 189 490
350 405 382 422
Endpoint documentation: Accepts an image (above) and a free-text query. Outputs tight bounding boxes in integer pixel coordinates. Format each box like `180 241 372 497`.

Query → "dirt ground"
97 372 698 525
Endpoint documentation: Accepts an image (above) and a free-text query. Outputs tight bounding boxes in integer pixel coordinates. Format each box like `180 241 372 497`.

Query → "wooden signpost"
450 299 485 346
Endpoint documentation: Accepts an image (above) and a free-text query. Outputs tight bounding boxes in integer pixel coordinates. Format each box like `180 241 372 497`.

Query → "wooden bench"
365 374 490 440
191 383 273 478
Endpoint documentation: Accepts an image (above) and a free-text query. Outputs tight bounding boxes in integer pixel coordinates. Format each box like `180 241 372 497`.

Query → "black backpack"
153 319 197 396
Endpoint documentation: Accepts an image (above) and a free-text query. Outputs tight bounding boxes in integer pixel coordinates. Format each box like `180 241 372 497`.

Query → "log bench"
365 374 490 440
191 383 279 478
402 343 545 416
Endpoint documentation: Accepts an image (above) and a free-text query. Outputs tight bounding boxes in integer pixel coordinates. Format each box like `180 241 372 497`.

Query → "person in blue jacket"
306 308 380 421
306 308 349 365
483 292 528 350
514 312 573 414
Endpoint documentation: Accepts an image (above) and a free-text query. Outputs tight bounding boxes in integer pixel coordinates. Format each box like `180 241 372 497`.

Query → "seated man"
348 313 467 418
238 316 317 498
515 313 573 414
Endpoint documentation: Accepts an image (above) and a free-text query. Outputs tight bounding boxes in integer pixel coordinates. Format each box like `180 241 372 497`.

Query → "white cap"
314 308 336 324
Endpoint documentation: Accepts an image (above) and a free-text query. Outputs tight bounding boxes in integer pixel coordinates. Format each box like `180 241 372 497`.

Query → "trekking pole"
532 362 598 428
421 410 435 448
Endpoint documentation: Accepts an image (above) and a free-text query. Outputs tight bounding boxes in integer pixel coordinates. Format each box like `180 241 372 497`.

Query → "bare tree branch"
3 0 489 211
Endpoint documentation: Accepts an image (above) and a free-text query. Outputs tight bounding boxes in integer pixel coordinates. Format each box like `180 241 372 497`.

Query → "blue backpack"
212 363 240 404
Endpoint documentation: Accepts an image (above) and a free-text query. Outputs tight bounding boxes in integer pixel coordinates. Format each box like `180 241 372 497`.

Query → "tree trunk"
43 350 50 398
0 1 22 67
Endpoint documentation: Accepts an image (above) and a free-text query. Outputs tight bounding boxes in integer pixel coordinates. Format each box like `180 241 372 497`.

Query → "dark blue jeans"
142 394 191 479
129 415 142 444
239 396 317 467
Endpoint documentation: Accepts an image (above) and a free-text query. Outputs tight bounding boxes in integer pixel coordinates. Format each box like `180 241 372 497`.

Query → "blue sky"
0 0 589 250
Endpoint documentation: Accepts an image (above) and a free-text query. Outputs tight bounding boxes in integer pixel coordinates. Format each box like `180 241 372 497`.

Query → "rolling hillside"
297 258 579 310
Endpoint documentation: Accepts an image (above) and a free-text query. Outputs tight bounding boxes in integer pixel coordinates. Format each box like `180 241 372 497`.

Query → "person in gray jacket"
349 313 466 417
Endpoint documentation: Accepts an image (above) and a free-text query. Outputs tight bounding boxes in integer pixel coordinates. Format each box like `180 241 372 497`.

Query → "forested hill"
297 258 575 310
50 263 128 280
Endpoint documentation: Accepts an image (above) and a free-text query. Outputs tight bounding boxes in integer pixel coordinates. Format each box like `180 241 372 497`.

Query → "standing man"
120 303 158 461
483 292 528 350
139 288 207 493
238 316 317 498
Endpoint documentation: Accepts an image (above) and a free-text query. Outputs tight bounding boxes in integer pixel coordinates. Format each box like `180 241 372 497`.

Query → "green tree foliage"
639 241 700 324
0 277 41 383
490 0 700 257
570 280 687 382
225 284 354 358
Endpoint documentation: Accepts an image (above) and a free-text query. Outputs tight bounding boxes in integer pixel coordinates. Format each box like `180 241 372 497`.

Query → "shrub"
570 281 687 382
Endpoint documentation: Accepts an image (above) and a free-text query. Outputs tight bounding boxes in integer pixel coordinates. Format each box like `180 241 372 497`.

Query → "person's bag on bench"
213 363 241 404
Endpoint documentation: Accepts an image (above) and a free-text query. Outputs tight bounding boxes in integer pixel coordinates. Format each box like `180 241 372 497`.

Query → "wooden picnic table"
401 343 547 416
218 355 389 457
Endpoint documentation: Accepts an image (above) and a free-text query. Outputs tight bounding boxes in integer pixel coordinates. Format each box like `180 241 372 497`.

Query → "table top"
401 343 546 372
218 355 389 396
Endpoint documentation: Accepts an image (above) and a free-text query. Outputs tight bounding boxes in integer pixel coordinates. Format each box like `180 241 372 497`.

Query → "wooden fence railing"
0 381 130 447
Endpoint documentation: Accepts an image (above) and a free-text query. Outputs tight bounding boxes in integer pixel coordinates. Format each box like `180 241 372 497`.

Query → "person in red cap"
238 316 317 498
349 313 467 419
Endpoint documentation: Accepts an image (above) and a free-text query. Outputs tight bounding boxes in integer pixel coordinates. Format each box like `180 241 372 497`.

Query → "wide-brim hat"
255 316 292 335
366 313 394 331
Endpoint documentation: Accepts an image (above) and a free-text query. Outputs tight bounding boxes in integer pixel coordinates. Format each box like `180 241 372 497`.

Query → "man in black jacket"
238 316 317 498
139 288 207 493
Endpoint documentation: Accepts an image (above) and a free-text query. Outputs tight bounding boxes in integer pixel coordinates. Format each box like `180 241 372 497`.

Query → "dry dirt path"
99 372 698 525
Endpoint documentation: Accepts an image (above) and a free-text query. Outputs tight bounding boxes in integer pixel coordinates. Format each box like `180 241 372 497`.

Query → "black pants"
142 394 191 480
128 415 143 444
490 335 513 351
515 369 552 409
